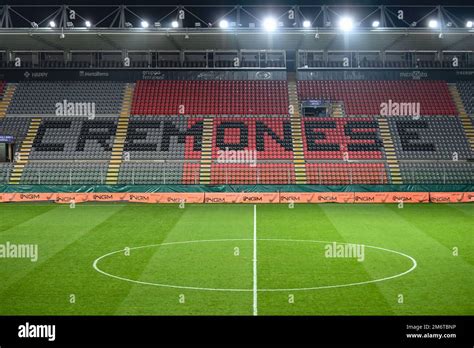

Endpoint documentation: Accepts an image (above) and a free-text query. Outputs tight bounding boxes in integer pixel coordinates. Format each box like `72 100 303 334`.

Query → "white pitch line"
253 204 258 316
93 239 417 292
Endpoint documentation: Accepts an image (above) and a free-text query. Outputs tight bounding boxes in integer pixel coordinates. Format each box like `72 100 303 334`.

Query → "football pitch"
0 202 473 316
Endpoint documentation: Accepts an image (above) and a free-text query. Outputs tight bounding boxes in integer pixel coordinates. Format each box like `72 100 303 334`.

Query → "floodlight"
49 21 56 28
85 20 92 28
302 20 311 28
141 21 149 28
219 20 229 29
263 17 277 32
428 19 438 28
466 21 473 28
372 20 380 28
339 17 353 31
171 20 179 28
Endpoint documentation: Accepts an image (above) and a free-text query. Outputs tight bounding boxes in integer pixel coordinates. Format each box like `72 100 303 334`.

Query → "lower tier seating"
388 116 472 160
0 114 472 185
399 162 474 184
29 117 118 160
20 162 109 185
210 163 295 185
457 81 474 115
118 162 188 185
211 117 294 160
306 163 389 185
1 117 32 153
0 163 13 184
0 81 5 98
302 117 385 160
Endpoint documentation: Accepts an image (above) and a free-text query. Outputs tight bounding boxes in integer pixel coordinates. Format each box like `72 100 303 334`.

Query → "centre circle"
93 239 417 292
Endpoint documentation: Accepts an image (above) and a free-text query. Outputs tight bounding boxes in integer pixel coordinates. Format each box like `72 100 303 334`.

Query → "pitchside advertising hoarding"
0 192 473 203
0 68 473 82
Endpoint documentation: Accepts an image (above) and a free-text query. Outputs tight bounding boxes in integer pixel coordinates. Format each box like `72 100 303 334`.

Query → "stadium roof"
0 29 473 52
0 4 473 51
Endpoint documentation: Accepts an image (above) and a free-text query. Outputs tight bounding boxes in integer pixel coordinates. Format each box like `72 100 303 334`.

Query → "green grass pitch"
0 203 473 316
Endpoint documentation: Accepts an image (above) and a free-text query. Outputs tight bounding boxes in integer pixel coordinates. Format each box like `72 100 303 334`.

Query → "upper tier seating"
8 82 126 115
457 81 474 115
388 116 472 160
132 80 289 115
298 80 457 116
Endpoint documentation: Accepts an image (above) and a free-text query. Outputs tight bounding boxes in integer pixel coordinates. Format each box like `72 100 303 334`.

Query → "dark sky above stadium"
2 0 474 5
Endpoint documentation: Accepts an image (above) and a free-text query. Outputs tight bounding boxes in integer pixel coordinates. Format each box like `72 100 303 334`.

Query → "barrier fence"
2 165 472 185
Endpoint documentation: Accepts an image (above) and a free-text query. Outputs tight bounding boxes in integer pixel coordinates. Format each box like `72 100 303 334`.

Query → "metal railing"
1 162 472 185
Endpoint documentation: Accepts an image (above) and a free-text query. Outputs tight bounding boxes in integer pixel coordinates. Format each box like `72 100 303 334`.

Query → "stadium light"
171 20 179 28
49 21 56 28
339 17 353 32
372 20 380 28
302 20 311 28
428 19 438 28
219 20 229 29
85 20 92 28
467 21 473 28
263 17 277 32
141 21 149 28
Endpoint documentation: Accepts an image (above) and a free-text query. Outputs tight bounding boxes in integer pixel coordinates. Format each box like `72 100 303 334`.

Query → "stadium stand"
0 77 473 186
